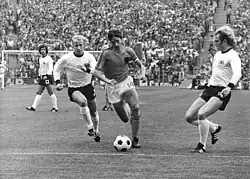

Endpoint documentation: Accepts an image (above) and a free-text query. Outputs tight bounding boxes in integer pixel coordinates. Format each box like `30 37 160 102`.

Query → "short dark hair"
108 29 123 41
38 45 48 54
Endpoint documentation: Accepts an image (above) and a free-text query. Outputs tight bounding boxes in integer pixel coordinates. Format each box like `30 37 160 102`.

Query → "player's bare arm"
92 68 117 85
92 50 117 85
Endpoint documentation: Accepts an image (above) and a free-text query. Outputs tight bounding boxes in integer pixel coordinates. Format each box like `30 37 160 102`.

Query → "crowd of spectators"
232 0 250 82
1 0 247 87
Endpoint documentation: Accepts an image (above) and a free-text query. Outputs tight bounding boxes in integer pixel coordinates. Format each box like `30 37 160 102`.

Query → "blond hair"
72 35 89 43
215 25 236 46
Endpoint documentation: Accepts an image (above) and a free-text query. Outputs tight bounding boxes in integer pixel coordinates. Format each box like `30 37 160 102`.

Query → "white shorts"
106 76 135 104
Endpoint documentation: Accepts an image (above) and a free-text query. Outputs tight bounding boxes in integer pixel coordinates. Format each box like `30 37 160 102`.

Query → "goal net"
1 50 102 86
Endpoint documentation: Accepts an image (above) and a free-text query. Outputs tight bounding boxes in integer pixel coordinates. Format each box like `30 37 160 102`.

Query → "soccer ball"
113 135 132 152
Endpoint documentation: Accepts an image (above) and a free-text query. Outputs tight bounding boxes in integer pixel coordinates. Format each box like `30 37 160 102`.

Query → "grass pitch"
0 85 249 179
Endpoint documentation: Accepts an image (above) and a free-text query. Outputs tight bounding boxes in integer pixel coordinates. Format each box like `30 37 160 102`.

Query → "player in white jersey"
53 35 107 142
184 25 242 153
0 62 6 90
26 45 58 112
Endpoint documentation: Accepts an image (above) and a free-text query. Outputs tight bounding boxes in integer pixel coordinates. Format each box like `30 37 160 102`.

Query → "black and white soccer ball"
113 135 132 152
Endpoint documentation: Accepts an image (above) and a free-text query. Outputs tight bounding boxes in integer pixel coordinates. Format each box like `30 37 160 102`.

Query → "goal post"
1 50 102 85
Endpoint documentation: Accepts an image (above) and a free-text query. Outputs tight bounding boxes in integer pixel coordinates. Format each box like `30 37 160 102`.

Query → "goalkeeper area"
0 84 249 178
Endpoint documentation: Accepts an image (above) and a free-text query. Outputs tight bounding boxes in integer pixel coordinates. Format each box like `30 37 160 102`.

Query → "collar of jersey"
73 52 84 57
221 47 233 54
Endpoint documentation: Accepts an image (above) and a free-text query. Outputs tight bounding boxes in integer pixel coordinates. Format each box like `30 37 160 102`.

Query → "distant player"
93 29 146 148
185 25 242 153
0 62 6 90
53 35 104 142
26 45 58 112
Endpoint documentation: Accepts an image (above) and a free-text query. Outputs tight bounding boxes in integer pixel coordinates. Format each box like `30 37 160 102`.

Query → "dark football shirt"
96 46 138 83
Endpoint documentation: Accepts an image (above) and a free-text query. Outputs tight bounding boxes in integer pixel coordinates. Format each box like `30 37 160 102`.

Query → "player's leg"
88 99 101 142
185 95 219 133
71 90 94 136
193 97 223 153
46 84 58 112
26 85 45 111
185 97 206 126
123 88 141 148
113 100 131 123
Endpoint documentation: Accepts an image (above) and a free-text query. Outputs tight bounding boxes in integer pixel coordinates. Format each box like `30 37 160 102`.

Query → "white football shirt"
53 51 97 88
209 48 242 87
39 55 54 76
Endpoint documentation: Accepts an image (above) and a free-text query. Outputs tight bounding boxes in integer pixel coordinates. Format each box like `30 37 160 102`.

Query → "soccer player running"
184 25 242 153
53 35 105 142
93 29 146 148
26 45 58 112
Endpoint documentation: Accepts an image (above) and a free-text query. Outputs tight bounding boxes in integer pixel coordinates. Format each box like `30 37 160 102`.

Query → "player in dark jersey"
93 29 146 148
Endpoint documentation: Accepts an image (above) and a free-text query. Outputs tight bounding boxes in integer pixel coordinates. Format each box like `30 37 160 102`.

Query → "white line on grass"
0 152 249 158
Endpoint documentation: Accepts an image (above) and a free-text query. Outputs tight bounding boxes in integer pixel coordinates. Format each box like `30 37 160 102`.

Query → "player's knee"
197 110 207 120
78 101 87 107
130 104 140 121
49 92 54 96
36 92 42 95
131 104 140 116
185 112 195 124
79 106 89 115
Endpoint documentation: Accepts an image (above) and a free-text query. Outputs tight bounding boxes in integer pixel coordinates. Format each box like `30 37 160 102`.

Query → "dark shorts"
38 75 53 86
200 85 231 111
68 83 96 102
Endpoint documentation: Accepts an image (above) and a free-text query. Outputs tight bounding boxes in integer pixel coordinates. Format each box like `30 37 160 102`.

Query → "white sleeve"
88 54 97 73
48 57 54 75
53 56 68 81
230 51 242 85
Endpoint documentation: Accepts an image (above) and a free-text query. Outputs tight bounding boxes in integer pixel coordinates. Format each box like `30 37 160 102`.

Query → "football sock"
192 119 217 132
50 94 58 109
207 120 217 133
79 106 93 130
198 119 209 148
32 94 42 109
92 113 100 133
130 115 140 138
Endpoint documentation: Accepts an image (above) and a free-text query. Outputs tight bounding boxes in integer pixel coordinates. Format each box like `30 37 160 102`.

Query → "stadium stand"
0 0 249 89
